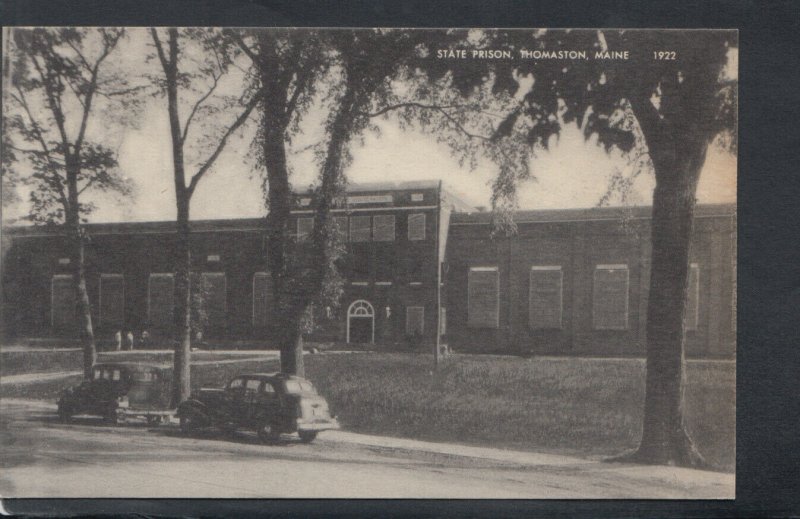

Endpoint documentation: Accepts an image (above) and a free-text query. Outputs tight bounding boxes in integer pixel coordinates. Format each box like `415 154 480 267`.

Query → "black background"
2 1 799 517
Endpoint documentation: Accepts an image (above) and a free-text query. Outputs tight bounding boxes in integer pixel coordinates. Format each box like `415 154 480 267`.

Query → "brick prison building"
1 181 736 358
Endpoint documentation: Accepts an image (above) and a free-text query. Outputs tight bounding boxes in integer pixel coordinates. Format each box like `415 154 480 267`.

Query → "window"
112 369 121 381
408 213 426 241
262 382 276 394
406 306 425 335
51 274 76 330
350 216 371 242
593 265 629 330
685 263 700 331
93 368 102 380
297 217 314 241
373 215 395 241
468 267 499 328
148 273 174 329
102 370 111 380
245 379 262 392
133 371 154 382
200 273 227 330
252 272 272 327
99 274 124 328
228 378 244 390
529 266 563 329
333 216 348 242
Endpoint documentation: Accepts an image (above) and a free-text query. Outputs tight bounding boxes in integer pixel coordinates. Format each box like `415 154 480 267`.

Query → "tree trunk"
73 226 96 379
279 322 305 377
172 199 192 406
64 159 96 380
627 138 709 467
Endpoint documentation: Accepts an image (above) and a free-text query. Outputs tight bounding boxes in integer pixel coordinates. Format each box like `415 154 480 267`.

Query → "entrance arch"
347 299 375 344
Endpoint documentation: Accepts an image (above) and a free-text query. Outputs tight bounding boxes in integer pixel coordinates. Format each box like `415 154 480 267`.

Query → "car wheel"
220 423 237 436
298 430 317 443
179 414 197 435
257 421 280 444
57 405 72 423
104 407 122 426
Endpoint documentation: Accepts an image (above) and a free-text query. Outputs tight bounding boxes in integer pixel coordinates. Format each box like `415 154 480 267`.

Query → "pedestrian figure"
125 330 135 351
141 330 150 349
113 330 122 352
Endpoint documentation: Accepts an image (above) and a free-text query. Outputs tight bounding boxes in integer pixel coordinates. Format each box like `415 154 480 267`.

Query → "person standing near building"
125 331 135 351
113 330 122 352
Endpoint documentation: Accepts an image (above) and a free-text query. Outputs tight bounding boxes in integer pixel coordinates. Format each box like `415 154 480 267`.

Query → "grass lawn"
0 351 734 472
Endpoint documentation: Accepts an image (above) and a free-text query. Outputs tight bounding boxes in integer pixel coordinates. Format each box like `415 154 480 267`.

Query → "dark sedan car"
57 363 173 425
176 372 339 443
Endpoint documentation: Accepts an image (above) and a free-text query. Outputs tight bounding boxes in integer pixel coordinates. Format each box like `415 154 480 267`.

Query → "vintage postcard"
0 27 736 499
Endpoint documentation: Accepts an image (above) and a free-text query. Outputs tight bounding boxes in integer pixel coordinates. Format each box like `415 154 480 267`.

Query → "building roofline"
4 203 735 238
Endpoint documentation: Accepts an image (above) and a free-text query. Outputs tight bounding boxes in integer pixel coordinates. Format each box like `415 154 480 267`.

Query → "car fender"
177 399 211 422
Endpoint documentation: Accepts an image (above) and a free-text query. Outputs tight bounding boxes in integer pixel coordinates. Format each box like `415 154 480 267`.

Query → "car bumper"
296 417 340 432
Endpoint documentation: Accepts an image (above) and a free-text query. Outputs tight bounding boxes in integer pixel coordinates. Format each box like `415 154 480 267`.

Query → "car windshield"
284 380 316 394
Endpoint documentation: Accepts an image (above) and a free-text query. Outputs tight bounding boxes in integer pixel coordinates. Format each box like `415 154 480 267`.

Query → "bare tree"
5 28 135 378
149 27 260 404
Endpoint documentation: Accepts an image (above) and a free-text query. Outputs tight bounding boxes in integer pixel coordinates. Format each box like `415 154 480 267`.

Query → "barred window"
333 216 348 242
252 272 272 327
297 217 314 241
99 274 125 328
685 263 700 331
51 274 76 330
350 216 371 242
468 267 499 328
529 266 563 329
148 273 174 329
373 215 396 241
593 265 629 330
406 306 425 335
408 213 426 241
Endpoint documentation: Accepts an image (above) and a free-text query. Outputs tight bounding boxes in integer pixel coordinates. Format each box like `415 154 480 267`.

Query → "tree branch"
186 92 261 196
181 68 222 145
227 30 259 63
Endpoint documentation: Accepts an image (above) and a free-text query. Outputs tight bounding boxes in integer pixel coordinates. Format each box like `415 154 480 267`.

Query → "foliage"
5 28 137 225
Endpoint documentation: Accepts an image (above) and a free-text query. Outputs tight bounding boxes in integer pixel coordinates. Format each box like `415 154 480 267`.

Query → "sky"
3 28 737 224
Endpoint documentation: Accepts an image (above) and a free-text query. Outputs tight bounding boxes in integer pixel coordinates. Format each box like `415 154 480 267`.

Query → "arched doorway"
347 300 375 344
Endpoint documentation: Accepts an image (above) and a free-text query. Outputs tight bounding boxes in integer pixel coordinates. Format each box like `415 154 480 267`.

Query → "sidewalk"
320 430 734 492
1 354 281 385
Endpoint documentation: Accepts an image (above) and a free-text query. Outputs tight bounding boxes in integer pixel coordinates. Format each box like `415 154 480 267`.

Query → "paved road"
0 399 733 499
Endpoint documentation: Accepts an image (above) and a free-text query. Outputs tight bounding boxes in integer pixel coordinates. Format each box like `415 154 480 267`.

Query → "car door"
243 378 263 426
252 380 280 427
225 377 248 423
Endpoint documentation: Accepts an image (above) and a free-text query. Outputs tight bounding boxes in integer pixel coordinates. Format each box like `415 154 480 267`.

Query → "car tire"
257 421 280 444
179 414 198 435
57 405 72 423
104 407 122 426
298 431 317 443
